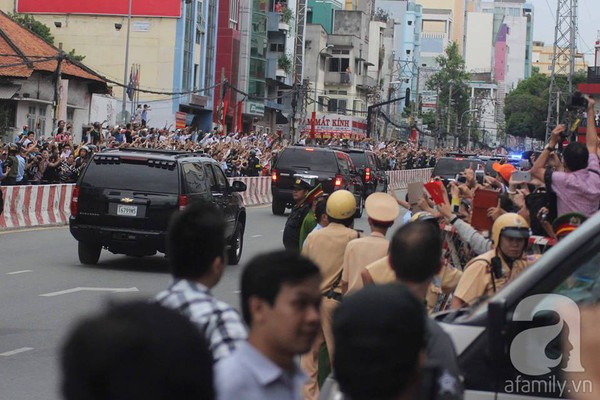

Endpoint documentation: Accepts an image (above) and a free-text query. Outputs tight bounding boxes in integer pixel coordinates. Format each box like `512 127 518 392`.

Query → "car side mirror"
231 180 247 192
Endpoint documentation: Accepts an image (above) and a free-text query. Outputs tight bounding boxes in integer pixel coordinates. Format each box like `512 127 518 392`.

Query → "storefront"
301 113 367 140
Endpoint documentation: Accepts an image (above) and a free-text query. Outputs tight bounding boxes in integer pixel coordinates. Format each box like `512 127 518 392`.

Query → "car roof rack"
113 148 185 156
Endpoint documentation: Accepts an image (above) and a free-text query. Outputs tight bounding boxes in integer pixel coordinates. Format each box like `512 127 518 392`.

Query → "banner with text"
17 0 181 17
301 113 367 139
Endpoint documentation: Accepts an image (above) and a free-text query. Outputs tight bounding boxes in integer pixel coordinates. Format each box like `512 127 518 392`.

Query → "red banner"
17 0 181 17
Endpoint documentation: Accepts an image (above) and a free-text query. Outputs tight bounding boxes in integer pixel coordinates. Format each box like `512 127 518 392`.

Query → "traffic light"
405 88 410 108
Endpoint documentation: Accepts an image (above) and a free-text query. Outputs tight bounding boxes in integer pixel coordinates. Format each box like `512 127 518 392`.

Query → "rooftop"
0 11 104 82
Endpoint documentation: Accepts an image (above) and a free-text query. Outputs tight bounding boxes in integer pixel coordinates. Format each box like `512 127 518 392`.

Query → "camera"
568 91 588 110
455 173 467 184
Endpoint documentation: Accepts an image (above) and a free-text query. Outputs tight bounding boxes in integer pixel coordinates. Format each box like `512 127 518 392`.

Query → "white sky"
530 0 598 64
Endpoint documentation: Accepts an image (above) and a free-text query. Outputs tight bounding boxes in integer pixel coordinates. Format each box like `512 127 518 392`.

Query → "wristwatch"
449 215 460 224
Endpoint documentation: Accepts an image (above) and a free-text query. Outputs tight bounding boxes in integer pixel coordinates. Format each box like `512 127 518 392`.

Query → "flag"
134 65 140 89
126 68 134 101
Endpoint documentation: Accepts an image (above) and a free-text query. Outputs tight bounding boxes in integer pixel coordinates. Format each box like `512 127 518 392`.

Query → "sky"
530 0 598 64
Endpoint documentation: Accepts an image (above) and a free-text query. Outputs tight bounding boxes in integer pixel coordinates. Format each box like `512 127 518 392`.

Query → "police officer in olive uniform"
282 177 313 251
301 190 359 400
452 213 531 309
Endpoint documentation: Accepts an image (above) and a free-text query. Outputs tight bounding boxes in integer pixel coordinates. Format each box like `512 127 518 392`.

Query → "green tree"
426 42 471 144
8 13 54 44
504 70 587 141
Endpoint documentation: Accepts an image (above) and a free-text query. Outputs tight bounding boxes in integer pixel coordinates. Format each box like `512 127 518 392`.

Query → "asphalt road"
0 192 406 400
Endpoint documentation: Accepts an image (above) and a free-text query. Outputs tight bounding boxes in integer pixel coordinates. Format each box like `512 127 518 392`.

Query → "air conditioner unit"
22 93 30 98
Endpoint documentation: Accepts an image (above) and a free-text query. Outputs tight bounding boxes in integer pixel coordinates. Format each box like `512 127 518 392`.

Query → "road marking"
7 270 32 275
0 347 34 356
251 234 263 238
39 287 140 297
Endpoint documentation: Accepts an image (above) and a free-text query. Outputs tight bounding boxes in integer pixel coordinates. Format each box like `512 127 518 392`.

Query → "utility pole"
447 83 453 146
53 49 65 131
545 0 578 140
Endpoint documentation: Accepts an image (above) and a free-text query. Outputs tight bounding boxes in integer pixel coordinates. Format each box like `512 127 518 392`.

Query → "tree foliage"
426 42 471 142
8 13 54 44
504 71 587 140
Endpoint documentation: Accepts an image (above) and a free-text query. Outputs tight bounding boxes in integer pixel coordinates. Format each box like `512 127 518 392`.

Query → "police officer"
342 192 399 294
282 177 313 251
301 190 359 400
246 150 261 177
452 213 531 309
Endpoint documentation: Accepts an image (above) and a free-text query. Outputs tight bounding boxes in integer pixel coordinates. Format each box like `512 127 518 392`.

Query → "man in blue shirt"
215 251 322 400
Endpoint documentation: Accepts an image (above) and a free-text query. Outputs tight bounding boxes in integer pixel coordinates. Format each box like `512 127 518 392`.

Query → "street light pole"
460 108 477 151
311 44 333 139
121 0 133 123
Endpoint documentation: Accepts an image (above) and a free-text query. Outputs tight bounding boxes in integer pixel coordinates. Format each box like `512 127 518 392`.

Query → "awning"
276 111 288 124
0 85 20 99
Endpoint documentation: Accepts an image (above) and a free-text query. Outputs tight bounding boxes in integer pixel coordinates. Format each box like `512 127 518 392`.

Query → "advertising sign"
421 90 438 113
17 0 181 18
175 112 187 129
301 113 367 139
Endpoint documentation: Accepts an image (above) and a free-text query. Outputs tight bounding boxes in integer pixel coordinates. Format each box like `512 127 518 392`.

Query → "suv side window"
551 240 600 303
182 163 206 194
204 163 217 190
211 164 228 192
367 153 377 169
336 152 351 175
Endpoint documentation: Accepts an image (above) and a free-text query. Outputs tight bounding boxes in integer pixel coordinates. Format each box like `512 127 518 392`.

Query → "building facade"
532 41 588 76
1 0 218 131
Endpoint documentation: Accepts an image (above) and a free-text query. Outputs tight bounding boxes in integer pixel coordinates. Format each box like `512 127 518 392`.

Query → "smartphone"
475 170 485 185
511 170 531 182
455 173 467 184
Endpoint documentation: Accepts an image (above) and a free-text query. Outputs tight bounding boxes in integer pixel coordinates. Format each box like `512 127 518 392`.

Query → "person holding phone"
530 95 600 217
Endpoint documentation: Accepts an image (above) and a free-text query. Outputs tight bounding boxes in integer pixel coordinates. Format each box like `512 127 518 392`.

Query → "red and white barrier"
0 171 432 230
386 168 433 190
0 184 73 229
227 177 272 206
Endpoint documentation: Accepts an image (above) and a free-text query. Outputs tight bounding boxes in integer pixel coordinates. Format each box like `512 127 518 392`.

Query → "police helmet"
326 190 356 220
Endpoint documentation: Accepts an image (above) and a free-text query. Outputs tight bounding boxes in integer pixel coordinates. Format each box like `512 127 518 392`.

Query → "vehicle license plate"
117 204 138 217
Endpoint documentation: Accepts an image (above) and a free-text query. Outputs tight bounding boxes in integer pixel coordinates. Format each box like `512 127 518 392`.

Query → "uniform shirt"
155 279 247 361
15 155 25 182
364 256 395 286
341 232 389 293
453 250 529 306
215 341 305 400
302 222 359 293
548 153 600 217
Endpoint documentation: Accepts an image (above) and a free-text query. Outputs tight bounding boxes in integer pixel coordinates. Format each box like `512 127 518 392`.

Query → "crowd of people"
0 116 504 187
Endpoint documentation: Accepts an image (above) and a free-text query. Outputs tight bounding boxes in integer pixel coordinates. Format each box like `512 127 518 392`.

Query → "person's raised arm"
584 95 598 154
531 124 565 181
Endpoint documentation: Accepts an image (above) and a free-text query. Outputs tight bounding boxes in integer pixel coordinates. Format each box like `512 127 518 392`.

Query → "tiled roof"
0 11 104 82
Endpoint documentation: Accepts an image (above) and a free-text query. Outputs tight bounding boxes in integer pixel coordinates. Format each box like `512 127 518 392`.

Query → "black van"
69 148 247 265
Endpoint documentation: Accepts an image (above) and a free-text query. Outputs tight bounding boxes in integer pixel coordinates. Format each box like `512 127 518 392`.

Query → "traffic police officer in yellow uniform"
452 213 531 309
343 192 399 294
301 190 359 400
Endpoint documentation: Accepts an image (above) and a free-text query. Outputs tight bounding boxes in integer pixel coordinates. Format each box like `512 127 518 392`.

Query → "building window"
329 58 350 72
328 98 347 114
318 96 325 112
269 43 284 52
27 105 36 132
229 0 239 29
67 108 74 125
38 106 46 135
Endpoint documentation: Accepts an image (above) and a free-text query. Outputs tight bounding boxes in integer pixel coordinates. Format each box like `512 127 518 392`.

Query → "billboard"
301 114 367 139
17 0 181 18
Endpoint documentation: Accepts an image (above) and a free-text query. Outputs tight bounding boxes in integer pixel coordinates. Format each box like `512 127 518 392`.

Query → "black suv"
69 148 247 265
431 156 485 181
270 146 364 216
334 147 388 199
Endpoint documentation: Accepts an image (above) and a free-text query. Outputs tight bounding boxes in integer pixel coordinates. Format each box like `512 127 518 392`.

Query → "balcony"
324 71 352 86
267 12 289 33
357 75 378 90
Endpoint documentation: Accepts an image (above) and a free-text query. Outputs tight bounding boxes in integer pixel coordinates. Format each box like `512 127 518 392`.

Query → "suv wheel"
78 242 102 265
354 195 364 218
272 197 286 215
228 223 244 265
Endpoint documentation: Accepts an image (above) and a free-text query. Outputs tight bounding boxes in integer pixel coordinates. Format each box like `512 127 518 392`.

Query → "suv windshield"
276 149 338 172
81 162 179 193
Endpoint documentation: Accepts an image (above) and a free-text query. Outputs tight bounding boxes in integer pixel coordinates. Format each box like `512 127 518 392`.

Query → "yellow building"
0 0 218 131
532 41 588 76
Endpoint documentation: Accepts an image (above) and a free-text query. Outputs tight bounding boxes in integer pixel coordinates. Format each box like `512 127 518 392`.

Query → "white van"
438 212 600 399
